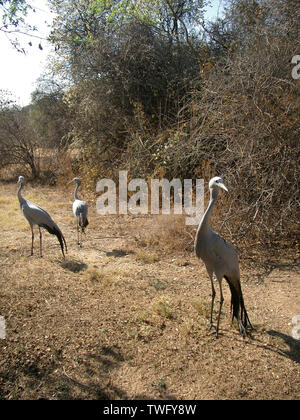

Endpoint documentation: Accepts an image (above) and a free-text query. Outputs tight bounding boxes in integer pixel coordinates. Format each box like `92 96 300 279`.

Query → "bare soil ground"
0 182 299 400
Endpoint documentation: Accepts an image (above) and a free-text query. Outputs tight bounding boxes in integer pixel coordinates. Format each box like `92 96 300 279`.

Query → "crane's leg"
208 272 216 331
38 226 43 258
30 225 34 256
80 227 83 247
216 278 224 339
76 220 80 246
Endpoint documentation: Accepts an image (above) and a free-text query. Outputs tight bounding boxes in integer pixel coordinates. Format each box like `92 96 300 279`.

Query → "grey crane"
17 176 67 258
194 176 253 338
70 177 89 247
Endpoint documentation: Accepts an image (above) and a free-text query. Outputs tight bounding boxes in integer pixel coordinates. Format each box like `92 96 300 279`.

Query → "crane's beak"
219 183 228 193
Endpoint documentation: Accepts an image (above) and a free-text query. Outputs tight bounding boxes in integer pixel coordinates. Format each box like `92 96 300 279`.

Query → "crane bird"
194 176 253 338
17 176 67 258
70 177 88 247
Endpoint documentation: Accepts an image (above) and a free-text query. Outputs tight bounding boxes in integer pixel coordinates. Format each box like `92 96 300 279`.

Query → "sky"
0 0 54 106
0 0 224 107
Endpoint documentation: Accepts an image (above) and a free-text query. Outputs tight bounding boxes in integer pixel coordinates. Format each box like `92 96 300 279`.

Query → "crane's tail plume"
224 275 253 336
40 223 67 258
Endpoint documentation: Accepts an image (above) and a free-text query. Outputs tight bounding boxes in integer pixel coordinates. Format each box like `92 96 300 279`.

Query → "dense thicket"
0 0 299 245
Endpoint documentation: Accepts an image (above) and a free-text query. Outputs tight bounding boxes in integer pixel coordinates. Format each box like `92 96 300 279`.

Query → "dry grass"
135 250 160 264
133 214 194 253
0 182 299 400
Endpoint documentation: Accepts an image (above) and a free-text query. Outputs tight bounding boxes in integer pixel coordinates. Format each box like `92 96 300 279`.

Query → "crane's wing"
210 231 240 278
21 200 67 256
73 199 89 229
21 200 55 227
73 199 88 217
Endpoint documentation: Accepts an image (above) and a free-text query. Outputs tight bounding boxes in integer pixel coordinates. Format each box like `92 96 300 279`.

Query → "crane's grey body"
17 176 67 258
194 177 252 338
70 178 88 247
195 219 240 283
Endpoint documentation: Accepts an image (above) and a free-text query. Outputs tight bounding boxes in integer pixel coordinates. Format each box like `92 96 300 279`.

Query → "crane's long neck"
196 187 218 236
17 183 26 206
74 183 80 200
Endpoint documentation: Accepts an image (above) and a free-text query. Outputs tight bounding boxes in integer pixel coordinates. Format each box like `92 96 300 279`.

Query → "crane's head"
209 176 228 193
17 175 25 185
70 177 81 185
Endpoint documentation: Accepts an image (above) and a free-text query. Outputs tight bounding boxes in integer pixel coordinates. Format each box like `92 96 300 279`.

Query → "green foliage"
49 0 206 50
90 0 158 25
89 0 207 30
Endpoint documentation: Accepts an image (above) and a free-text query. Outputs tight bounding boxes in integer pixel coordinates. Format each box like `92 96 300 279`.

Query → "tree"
167 0 300 243
31 71 71 150
48 0 207 75
0 90 40 178
46 0 205 181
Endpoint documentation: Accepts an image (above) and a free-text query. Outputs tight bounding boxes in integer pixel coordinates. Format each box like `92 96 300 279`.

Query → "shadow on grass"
267 330 300 365
61 259 88 273
251 260 300 284
105 249 134 258
55 345 176 400
0 345 168 400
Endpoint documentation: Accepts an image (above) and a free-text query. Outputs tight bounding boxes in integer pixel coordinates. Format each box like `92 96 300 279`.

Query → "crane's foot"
238 321 252 339
209 330 220 339
207 324 220 338
208 323 215 332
